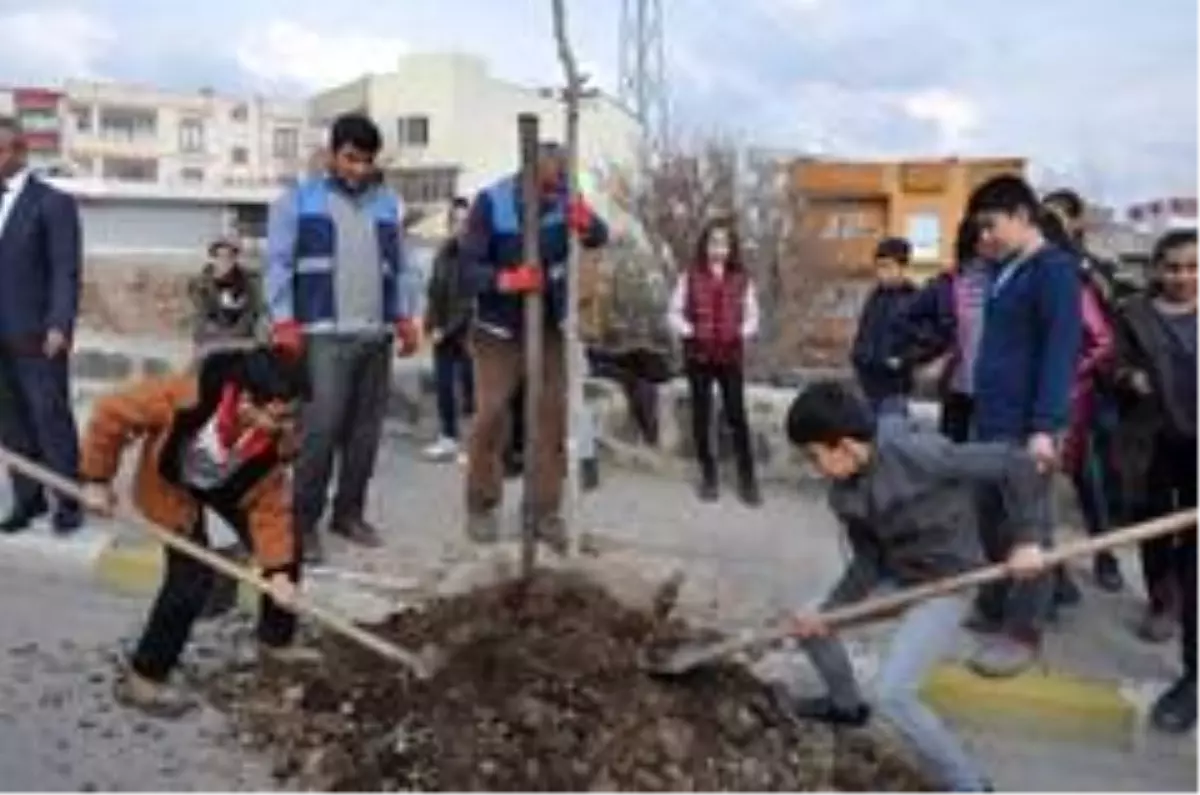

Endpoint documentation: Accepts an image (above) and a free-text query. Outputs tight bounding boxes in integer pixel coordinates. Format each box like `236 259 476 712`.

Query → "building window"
101 156 158 182
397 115 430 147
231 103 248 122
179 119 205 153
231 146 249 166
98 107 157 142
821 212 871 240
180 167 205 183
390 166 458 205
905 212 941 262
272 127 299 160
17 109 59 133
70 104 93 133
232 203 268 240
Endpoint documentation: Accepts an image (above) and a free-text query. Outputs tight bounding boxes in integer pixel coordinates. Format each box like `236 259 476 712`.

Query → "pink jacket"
1062 280 1114 474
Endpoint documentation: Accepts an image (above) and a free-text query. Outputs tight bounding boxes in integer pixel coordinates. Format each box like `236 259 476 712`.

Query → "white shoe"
422 437 460 462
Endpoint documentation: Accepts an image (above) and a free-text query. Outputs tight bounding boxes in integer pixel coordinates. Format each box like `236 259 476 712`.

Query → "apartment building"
59 80 324 188
309 52 642 226
789 156 1027 281
0 86 68 172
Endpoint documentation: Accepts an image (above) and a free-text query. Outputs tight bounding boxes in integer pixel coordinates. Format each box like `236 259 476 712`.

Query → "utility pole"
618 0 670 158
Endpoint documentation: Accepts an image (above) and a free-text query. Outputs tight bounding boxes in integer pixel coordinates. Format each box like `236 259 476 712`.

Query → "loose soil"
199 571 930 791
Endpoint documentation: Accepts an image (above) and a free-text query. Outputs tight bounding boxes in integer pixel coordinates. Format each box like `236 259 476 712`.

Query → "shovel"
0 444 443 680
644 508 1197 677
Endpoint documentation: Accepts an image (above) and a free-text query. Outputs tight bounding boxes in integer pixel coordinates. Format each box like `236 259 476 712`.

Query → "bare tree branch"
551 0 586 550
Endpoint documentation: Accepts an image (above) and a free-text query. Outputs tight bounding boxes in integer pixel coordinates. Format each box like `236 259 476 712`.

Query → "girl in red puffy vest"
667 217 762 506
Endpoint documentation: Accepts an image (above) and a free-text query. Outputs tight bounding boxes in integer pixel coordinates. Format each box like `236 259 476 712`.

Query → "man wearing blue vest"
266 113 419 564
461 143 609 551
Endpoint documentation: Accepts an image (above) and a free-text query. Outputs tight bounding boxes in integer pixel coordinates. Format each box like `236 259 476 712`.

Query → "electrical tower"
618 0 669 156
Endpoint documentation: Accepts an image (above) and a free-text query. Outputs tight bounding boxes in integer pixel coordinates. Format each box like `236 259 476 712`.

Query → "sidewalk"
1 432 1194 766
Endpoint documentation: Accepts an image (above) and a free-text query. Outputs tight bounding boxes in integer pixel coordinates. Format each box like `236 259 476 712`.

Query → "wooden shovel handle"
0 444 434 679
822 508 1197 630
688 508 1197 664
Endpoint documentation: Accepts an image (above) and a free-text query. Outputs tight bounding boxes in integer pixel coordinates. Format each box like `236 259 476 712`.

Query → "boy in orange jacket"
79 348 312 717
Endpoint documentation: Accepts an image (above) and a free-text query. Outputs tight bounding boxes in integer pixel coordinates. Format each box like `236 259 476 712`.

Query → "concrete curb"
921 663 1140 746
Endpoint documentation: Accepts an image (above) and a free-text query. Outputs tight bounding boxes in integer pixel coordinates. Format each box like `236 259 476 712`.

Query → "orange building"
788 156 1027 281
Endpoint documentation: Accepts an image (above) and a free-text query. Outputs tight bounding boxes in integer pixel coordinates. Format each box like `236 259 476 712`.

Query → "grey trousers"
294 333 392 533
803 595 988 791
975 468 1055 638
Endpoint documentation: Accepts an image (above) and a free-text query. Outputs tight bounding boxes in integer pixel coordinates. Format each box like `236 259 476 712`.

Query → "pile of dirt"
199 571 930 792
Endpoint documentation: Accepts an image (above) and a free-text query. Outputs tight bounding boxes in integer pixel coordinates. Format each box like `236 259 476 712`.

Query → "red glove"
568 196 593 234
395 318 420 357
271 321 304 360
497 263 544 294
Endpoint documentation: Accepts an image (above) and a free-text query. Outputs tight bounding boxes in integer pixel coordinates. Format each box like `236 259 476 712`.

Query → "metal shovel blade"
641 628 787 678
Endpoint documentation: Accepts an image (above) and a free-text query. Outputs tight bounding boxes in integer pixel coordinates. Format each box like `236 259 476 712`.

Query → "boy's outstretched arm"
821 522 884 609
79 378 183 487
903 436 1048 577
791 522 881 638
939 441 1044 548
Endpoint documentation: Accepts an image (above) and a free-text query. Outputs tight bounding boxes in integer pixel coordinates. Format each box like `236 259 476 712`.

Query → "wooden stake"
517 112 543 579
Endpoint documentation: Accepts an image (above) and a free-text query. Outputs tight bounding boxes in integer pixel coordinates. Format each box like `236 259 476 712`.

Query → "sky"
1 0 1196 205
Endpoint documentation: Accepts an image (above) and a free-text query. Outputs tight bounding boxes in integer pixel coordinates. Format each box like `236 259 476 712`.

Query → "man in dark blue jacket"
0 117 84 535
964 175 1082 677
461 143 608 550
851 237 917 420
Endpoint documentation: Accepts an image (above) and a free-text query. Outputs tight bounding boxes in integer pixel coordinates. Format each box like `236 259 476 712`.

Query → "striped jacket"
265 176 409 333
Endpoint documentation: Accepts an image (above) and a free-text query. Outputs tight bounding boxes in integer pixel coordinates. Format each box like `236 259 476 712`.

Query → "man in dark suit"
0 117 84 534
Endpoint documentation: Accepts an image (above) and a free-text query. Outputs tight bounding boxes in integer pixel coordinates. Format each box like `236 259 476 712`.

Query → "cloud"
900 89 982 151
0 7 115 82
234 19 409 92
0 0 1190 204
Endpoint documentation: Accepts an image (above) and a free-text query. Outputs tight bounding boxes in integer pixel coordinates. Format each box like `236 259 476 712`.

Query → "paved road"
0 562 274 792
0 560 1192 792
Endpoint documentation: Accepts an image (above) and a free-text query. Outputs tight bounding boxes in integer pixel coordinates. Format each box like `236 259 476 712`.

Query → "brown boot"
113 670 197 719
465 510 500 544
537 515 569 556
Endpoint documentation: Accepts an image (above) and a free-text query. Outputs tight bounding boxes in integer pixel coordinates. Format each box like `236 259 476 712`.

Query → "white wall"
312 53 642 198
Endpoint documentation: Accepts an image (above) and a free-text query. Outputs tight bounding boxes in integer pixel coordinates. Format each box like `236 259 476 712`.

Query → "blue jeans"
803 595 988 791
870 394 910 421
433 337 475 440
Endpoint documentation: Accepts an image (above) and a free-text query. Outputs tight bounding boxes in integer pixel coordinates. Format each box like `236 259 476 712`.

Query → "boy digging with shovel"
78 347 313 717
781 381 1047 792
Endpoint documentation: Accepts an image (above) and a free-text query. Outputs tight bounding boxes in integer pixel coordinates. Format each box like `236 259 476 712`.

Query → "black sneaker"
1054 568 1082 607
329 518 383 548
0 497 48 534
697 474 719 503
1151 677 1197 734
788 695 871 727
1093 552 1124 592
737 478 763 508
301 531 325 565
